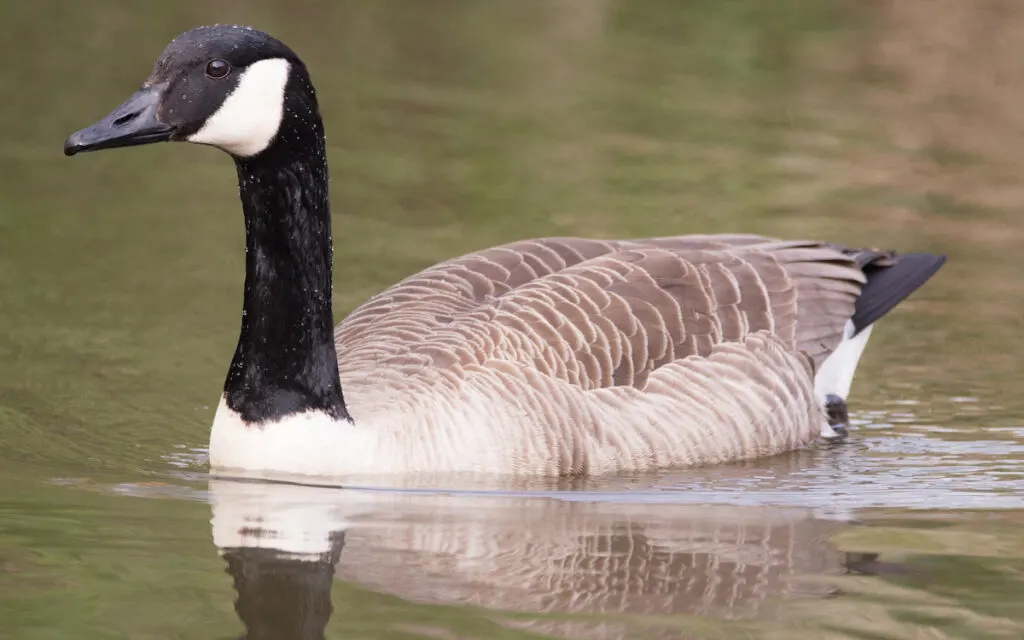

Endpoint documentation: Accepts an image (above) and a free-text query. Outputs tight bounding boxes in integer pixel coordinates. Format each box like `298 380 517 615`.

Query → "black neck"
223 70 350 424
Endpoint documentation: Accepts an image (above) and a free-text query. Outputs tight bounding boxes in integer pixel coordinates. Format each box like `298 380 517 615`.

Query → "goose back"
335 234 870 379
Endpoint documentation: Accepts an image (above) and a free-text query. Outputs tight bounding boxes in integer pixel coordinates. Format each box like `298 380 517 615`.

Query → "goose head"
64 25 319 160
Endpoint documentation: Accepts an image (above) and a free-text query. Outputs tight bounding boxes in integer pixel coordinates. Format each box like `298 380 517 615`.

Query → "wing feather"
336 234 882 392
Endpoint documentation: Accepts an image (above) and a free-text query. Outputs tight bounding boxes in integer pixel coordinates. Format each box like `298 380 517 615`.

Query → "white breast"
206 388 536 480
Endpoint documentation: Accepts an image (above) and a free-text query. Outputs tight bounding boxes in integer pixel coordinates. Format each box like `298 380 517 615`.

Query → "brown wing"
335 235 868 387
335 238 618 367
618 235 867 367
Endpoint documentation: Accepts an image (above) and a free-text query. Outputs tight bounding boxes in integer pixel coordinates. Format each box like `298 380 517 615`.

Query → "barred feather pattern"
325 234 874 475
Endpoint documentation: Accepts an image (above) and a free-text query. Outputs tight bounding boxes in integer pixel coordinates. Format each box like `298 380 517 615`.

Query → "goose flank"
63 25 946 481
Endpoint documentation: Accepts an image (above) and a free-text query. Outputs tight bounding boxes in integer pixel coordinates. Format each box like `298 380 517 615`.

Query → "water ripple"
156 405 1024 521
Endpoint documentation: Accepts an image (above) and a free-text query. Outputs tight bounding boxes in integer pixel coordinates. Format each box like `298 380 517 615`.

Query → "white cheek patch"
188 57 291 157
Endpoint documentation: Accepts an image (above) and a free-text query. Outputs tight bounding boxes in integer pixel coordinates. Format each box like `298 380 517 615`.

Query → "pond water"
3 1 1024 638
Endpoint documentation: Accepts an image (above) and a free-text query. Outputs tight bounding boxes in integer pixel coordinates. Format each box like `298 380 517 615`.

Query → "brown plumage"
322 234 943 476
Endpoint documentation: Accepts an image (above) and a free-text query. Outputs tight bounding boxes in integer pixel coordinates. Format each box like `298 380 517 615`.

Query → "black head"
64 25 319 159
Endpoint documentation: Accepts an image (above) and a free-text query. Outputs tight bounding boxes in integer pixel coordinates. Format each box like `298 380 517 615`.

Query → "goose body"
65 26 945 481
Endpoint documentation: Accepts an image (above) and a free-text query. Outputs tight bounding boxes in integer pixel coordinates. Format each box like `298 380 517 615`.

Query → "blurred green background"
2 1 1024 638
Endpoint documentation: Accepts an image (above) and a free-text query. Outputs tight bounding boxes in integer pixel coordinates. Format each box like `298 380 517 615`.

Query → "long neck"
223 124 350 424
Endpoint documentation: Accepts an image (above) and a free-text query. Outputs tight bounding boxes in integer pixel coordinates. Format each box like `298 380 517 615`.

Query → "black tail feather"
851 252 946 335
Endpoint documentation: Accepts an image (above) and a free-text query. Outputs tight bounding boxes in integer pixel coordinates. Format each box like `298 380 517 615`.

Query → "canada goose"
64 25 945 480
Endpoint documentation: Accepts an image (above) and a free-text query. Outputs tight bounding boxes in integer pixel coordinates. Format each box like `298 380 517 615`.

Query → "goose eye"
205 59 231 79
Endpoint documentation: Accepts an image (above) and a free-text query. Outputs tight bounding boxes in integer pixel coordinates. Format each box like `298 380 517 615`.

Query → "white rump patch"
188 57 291 157
814 319 873 403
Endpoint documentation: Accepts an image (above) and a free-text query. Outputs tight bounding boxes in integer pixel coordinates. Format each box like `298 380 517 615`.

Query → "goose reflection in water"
209 477 868 640
220 533 344 640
